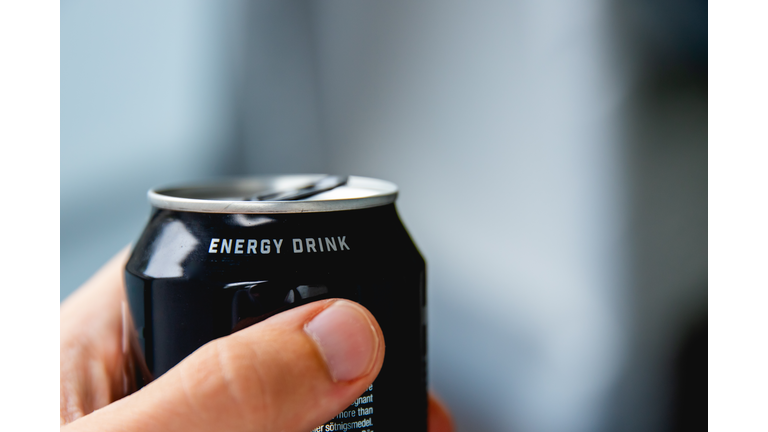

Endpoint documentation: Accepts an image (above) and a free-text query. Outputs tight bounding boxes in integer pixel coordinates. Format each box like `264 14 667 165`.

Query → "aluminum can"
124 175 427 431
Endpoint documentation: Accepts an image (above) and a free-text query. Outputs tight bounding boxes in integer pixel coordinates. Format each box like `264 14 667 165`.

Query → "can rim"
148 175 398 214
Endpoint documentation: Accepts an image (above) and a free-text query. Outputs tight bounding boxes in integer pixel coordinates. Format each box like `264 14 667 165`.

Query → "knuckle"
213 341 252 405
194 338 274 425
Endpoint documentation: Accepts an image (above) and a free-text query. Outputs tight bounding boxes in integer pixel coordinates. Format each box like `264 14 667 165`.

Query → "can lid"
148 175 398 214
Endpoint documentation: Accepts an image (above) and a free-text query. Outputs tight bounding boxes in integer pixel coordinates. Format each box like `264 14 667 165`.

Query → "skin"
61 248 454 432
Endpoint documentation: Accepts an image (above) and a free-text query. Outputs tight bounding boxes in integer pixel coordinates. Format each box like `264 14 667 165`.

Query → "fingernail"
304 300 379 382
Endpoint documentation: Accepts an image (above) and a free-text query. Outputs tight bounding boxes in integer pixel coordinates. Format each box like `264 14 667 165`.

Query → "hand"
60 248 453 432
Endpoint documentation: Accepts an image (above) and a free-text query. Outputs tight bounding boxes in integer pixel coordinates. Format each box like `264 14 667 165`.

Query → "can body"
125 177 426 431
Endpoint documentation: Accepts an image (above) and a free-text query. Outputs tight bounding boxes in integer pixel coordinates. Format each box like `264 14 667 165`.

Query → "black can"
124 175 427 431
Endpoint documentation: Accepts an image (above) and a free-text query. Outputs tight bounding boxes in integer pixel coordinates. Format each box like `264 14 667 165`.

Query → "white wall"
311 2 628 431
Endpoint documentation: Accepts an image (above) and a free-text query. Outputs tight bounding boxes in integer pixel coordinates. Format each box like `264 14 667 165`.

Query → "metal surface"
126 190 427 430
148 175 398 214
251 175 349 201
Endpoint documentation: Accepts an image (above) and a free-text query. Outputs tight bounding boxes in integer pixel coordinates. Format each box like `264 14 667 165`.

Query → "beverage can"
124 174 427 430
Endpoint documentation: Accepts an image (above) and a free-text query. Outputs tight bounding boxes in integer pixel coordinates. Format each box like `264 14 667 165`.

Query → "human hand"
60 248 453 432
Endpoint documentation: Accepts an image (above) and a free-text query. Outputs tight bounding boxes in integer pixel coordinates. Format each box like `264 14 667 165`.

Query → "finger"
429 392 455 432
60 247 131 424
63 299 386 432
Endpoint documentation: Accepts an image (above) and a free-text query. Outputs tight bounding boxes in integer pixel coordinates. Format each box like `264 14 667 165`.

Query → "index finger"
60 246 131 423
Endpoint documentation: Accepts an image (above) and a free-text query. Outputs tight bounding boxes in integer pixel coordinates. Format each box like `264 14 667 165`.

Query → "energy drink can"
124 175 427 431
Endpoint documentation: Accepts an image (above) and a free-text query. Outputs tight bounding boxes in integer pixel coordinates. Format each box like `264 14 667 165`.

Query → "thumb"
64 299 385 432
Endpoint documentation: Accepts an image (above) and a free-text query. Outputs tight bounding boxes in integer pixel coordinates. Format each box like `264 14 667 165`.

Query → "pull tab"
249 175 349 201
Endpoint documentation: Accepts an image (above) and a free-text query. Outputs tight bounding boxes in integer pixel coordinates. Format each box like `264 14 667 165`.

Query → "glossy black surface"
125 204 426 430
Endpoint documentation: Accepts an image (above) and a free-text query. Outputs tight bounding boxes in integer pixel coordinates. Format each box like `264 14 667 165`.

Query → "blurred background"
61 1 706 431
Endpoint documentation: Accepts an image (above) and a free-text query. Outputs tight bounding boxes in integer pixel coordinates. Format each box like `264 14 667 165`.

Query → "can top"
148 175 398 214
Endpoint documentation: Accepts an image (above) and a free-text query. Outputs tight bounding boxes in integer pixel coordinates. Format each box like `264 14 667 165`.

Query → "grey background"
61 1 706 431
